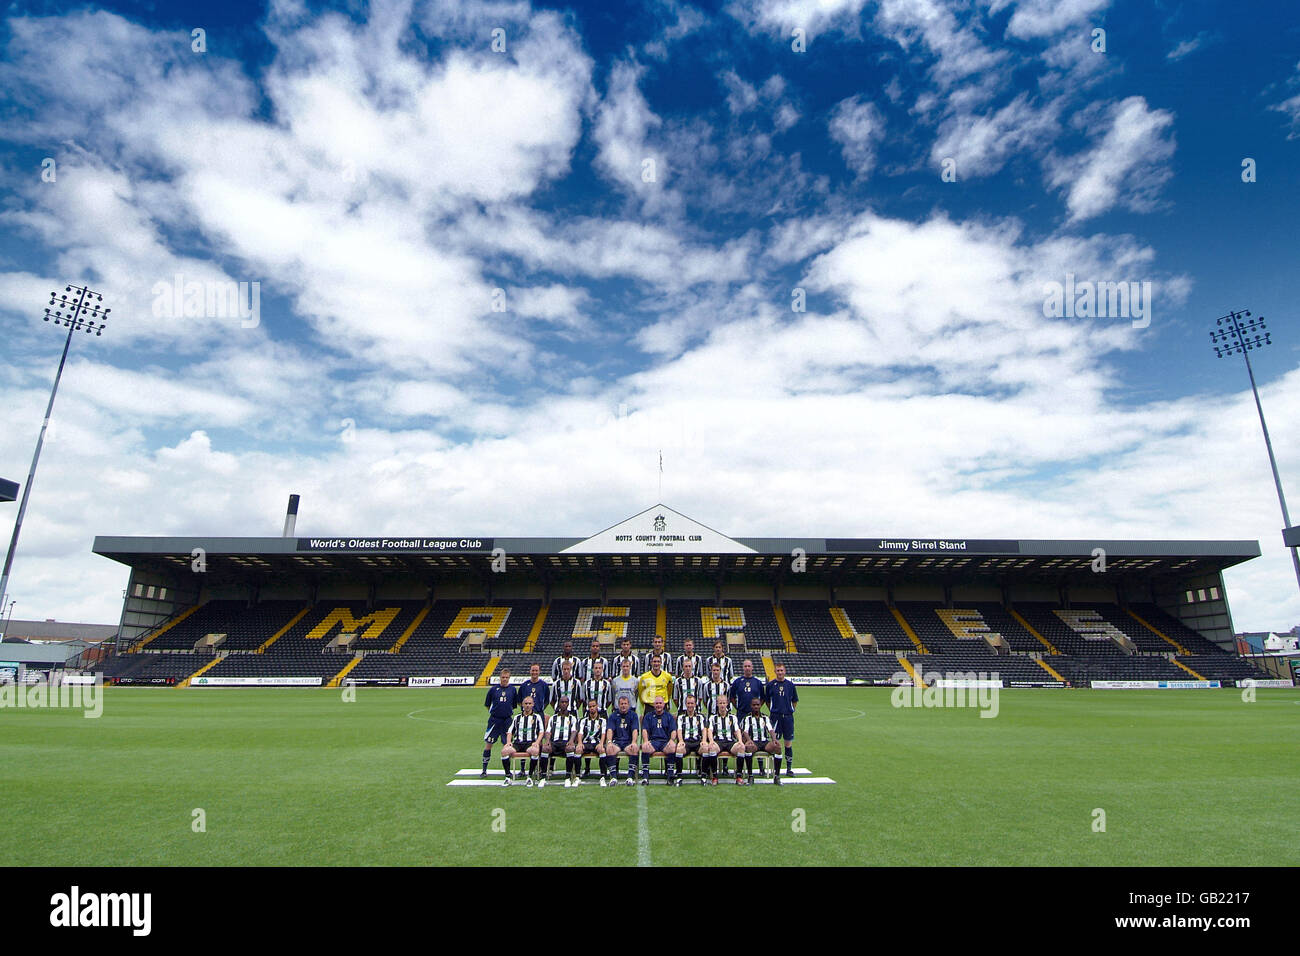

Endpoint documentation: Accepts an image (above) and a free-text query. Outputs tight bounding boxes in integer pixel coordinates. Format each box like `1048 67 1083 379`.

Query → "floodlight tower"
1210 309 1300 595
0 285 111 624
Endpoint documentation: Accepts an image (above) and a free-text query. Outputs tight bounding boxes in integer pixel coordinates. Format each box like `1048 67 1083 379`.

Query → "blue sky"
1 0 1299 630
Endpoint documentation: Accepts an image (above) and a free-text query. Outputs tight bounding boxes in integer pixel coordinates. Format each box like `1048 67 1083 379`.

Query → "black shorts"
506 739 538 753
714 738 738 751
577 738 602 752
549 742 570 757
679 739 701 755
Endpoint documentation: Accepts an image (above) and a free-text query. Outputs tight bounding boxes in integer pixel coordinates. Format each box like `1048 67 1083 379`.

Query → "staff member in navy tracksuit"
481 669 518 777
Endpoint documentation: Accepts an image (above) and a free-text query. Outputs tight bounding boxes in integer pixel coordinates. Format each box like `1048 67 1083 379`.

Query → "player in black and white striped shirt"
673 659 703 714
501 695 546 786
675 638 703 682
611 638 639 683
542 695 580 788
740 697 781 785
552 660 581 713
703 662 729 715
672 694 708 786
581 659 612 713
573 699 606 788
707 641 735 685
579 642 608 682
579 659 612 778
703 695 746 785
642 635 672 676
552 641 581 683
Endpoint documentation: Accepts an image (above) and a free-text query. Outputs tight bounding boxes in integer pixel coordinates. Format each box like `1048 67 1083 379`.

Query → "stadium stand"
90 511 1272 688
92 596 1272 689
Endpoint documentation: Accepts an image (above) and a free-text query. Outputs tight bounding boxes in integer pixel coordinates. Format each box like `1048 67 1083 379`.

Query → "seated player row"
482 663 799 786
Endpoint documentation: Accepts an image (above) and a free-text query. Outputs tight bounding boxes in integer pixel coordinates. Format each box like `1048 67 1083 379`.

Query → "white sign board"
562 504 756 554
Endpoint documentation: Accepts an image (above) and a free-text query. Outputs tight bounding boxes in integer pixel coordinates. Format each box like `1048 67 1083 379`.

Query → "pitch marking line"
406 707 476 727
636 782 651 867
449 768 835 786
822 708 866 722
447 777 837 786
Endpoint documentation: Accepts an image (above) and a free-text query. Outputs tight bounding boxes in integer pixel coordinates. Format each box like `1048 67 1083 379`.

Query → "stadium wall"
836 586 889 600
606 585 659 599
780 584 830 600
1156 571 1235 650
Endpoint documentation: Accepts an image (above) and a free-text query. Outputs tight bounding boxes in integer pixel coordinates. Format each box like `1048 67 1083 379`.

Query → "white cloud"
1048 96 1176 222
732 0 869 39
1004 0 1111 40
593 60 672 212
1167 33 1212 62
1269 60 1300 140
930 93 1060 177
829 96 886 177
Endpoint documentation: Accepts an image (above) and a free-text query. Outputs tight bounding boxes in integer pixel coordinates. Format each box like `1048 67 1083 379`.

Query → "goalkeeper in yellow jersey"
636 654 674 717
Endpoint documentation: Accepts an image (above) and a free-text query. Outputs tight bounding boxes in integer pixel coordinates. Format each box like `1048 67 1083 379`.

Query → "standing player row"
507 655 781 717
552 637 739 684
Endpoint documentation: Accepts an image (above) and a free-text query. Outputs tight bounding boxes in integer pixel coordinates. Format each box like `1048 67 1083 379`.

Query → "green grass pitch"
1 686 1295 866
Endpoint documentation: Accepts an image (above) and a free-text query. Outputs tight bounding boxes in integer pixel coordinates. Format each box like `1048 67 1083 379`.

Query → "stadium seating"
833 601 916 652
134 599 305 652
98 596 1271 688
1127 603 1227 655
664 600 784 654
1014 603 1129 656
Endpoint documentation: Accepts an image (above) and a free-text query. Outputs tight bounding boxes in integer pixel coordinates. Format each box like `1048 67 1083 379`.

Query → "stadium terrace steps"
326 654 363 688
1035 658 1067 682
1173 659 1207 681
1128 603 1225 655
832 602 913 652
773 606 798 652
1008 607 1059 654
138 600 304 653
256 604 311 653
179 654 224 687
522 605 548 653
475 656 501 686
387 603 430 653
889 605 929 654
1124 608 1187 654
898 658 923 684
129 602 202 652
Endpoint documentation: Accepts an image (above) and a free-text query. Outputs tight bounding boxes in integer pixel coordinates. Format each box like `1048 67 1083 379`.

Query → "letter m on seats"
306 607 400 641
